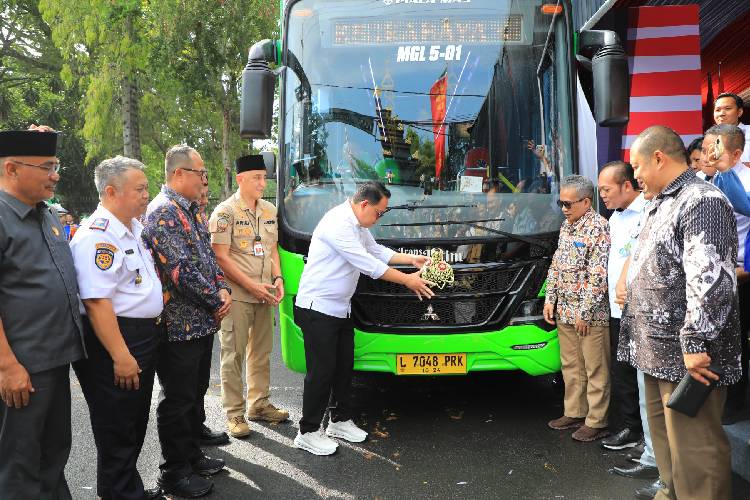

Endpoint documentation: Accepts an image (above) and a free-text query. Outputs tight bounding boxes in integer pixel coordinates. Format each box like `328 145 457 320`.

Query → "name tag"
253 241 264 257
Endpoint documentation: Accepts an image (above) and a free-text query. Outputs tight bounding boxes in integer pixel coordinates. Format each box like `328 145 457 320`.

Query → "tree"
148 0 279 198
0 0 97 216
39 0 148 161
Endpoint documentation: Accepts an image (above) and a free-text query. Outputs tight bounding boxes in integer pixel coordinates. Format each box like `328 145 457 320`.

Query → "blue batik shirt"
142 185 230 342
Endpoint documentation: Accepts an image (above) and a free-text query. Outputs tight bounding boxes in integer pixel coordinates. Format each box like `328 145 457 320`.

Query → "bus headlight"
509 298 554 331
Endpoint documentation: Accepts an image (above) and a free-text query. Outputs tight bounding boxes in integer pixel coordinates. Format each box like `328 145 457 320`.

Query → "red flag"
704 71 714 130
430 70 448 179
717 62 724 94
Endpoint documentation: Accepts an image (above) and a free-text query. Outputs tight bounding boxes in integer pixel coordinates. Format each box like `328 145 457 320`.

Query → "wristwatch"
272 275 284 284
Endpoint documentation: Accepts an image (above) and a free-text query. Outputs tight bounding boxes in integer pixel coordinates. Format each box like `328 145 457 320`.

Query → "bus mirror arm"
578 30 621 57
577 30 630 128
240 39 279 139
248 39 278 65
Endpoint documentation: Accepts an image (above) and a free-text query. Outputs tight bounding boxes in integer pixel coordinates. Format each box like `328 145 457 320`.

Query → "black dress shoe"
626 440 646 462
143 487 163 500
192 454 226 476
613 462 659 479
601 428 642 450
157 473 213 498
635 479 665 499
199 424 230 446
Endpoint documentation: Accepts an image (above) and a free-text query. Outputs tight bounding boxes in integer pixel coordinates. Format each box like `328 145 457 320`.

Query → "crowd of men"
543 94 750 500
0 125 434 499
1 93 749 500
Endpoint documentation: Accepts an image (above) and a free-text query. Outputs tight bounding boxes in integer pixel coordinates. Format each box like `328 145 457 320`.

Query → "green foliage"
406 126 436 178
147 0 279 197
1 0 280 212
0 0 97 215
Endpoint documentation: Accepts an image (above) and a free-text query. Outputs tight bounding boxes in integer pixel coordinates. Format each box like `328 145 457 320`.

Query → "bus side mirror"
240 39 278 139
578 30 629 127
262 151 276 180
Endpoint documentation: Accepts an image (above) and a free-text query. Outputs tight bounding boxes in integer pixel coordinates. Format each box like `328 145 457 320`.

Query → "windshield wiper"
468 223 552 250
380 218 552 250
381 218 503 227
387 202 478 211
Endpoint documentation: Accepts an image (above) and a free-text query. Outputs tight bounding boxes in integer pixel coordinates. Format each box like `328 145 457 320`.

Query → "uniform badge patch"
90 218 109 231
216 214 230 232
52 227 60 237
95 248 115 270
95 242 117 270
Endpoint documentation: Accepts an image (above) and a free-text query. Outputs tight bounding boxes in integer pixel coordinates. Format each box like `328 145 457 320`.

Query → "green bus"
240 0 628 376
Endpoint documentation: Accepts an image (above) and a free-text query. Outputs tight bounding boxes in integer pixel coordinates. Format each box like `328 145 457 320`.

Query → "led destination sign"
333 15 523 46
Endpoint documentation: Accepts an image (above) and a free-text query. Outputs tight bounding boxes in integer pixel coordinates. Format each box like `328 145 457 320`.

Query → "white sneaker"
326 419 368 443
294 430 338 456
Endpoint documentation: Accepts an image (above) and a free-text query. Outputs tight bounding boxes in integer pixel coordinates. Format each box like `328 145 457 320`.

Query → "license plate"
396 353 467 375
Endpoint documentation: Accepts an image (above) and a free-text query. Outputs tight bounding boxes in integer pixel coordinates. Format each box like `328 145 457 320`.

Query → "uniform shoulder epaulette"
90 217 109 231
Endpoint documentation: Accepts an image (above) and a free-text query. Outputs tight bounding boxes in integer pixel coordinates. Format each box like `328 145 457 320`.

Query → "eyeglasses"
374 207 392 218
556 198 586 210
180 167 208 179
11 159 61 177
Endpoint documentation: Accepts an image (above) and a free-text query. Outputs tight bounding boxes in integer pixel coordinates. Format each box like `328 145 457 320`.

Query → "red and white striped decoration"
623 5 703 161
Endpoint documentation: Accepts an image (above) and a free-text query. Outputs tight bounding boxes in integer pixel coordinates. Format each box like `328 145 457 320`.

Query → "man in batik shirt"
143 145 232 498
621 126 740 500
544 175 611 442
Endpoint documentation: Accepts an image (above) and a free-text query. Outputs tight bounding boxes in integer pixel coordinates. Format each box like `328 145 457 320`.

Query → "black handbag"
666 365 724 417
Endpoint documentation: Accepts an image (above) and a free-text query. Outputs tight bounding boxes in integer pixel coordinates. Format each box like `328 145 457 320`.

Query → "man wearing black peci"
0 126 86 499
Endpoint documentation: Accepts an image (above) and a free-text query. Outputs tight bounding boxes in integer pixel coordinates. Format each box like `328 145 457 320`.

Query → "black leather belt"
116 316 162 327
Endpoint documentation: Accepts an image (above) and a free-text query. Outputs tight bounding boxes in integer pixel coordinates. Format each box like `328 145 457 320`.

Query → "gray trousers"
0 365 73 500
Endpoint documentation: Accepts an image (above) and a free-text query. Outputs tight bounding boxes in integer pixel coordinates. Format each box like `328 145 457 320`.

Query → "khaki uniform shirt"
209 192 278 303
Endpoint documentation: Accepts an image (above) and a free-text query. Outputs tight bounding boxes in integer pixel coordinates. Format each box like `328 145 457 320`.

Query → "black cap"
235 155 266 174
0 131 58 157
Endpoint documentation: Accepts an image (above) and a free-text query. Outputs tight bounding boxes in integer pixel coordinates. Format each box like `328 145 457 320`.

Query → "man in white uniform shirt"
293 181 435 455
597 162 656 480
713 93 750 167
70 156 166 500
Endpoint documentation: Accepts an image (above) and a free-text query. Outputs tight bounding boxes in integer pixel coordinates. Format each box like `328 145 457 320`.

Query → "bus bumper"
279 299 560 376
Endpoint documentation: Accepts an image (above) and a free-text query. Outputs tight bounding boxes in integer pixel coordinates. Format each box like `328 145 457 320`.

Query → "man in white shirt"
293 181 435 455
597 162 656 479
713 93 750 167
70 156 166 500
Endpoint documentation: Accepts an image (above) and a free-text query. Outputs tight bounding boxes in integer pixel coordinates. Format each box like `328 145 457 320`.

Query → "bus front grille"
350 261 546 333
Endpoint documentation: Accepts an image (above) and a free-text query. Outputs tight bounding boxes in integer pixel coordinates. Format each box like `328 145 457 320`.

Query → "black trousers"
296 306 354 434
192 335 213 437
74 317 160 500
0 365 72 500
156 334 213 479
727 282 750 411
609 318 642 432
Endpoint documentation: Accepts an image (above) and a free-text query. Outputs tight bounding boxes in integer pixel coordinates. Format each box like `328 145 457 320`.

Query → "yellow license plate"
396 353 467 375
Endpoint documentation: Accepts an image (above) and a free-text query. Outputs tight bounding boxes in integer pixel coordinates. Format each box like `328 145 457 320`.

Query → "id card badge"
253 240 264 257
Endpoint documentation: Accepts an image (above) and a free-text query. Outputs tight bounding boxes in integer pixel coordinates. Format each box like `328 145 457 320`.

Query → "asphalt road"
66 333 750 500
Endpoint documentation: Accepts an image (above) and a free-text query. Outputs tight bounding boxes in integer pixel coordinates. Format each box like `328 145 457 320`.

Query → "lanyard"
245 209 261 242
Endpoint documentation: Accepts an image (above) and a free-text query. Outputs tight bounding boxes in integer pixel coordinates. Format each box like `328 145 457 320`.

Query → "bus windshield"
281 0 573 240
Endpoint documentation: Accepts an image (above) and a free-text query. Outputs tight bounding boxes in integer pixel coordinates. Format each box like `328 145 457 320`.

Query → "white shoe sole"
293 435 337 456
601 441 639 450
326 428 367 443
